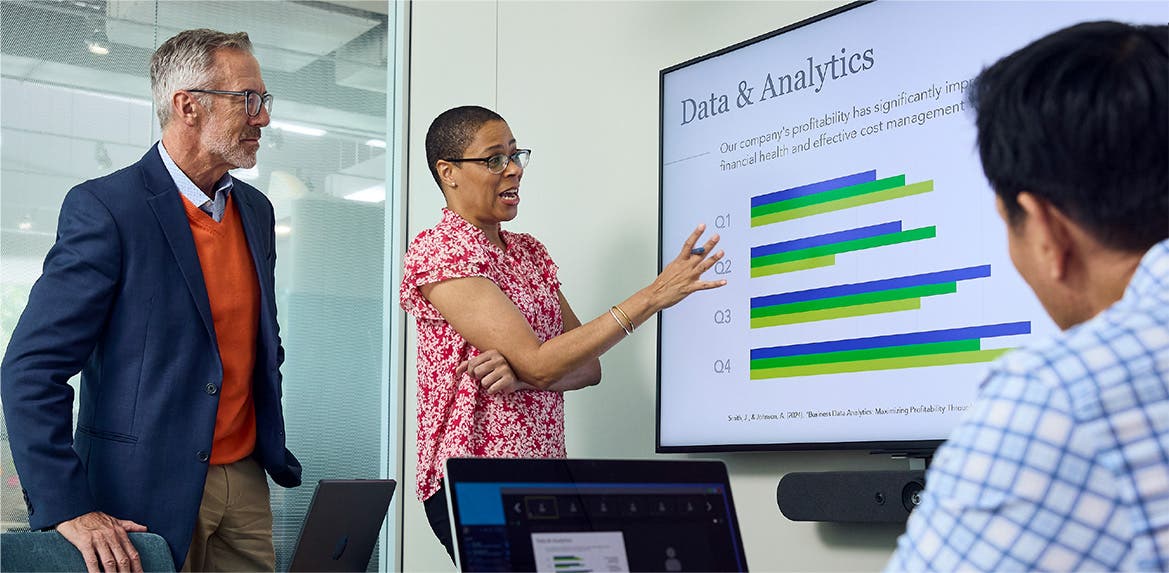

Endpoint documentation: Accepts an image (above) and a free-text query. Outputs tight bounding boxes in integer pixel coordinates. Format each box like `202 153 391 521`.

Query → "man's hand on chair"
56 511 148 573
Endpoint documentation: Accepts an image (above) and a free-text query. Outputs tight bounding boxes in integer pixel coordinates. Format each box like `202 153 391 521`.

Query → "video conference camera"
777 470 926 523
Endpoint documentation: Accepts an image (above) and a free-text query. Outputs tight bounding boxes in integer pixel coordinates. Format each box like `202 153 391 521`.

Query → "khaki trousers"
181 456 275 572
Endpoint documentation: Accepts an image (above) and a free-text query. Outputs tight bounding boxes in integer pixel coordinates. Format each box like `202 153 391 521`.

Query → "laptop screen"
445 458 748 572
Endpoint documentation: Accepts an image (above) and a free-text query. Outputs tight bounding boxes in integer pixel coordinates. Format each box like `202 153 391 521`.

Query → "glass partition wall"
0 1 401 569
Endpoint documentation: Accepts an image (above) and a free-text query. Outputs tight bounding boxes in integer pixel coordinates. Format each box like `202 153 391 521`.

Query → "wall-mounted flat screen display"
657 0 1167 452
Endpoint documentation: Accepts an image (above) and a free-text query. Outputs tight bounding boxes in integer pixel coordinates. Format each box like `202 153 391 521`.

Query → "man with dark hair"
887 21 1167 572
1 29 300 572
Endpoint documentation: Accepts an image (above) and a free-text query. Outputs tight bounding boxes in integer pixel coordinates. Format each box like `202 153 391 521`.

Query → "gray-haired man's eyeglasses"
185 89 273 117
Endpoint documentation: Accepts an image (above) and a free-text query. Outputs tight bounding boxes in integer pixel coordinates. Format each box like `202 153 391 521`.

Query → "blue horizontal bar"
750 321 1031 360
751 222 902 258
751 265 992 308
751 170 877 208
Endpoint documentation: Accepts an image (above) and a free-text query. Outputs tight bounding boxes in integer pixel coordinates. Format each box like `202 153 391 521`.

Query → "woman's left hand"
458 350 527 395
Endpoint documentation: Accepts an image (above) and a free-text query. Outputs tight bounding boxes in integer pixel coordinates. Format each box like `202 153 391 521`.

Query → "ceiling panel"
105 0 382 73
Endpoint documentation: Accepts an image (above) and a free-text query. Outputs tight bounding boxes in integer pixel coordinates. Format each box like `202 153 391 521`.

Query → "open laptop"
288 479 396 572
444 458 748 572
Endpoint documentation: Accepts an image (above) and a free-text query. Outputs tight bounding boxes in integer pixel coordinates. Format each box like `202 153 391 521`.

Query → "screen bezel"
655 0 943 455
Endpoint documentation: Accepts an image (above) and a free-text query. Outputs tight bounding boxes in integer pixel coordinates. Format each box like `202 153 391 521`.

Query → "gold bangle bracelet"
609 307 632 335
612 305 635 332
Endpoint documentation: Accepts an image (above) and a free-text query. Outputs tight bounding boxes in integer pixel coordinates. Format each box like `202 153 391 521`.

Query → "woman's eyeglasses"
444 149 531 174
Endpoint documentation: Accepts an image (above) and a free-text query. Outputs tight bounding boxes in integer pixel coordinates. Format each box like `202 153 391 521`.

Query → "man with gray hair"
1 28 300 572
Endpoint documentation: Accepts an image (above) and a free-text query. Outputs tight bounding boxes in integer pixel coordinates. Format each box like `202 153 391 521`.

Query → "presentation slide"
658 1 1167 450
532 532 630 573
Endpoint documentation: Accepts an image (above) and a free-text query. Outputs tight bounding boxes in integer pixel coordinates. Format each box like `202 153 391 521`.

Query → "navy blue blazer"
0 145 301 565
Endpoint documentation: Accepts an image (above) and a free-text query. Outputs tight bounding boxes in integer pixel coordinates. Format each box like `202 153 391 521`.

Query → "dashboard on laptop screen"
445 459 748 572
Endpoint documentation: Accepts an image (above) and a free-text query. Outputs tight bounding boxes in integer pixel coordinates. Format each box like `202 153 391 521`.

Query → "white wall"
404 2 911 570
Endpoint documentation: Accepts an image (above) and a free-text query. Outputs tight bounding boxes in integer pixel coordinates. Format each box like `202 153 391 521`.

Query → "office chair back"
0 530 174 572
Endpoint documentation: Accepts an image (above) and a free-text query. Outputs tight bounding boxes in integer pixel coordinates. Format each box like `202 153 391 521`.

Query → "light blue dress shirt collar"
157 141 233 222
1124 238 1169 302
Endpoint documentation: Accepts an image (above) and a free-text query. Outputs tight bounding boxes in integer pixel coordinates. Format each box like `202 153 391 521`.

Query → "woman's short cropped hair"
425 106 505 189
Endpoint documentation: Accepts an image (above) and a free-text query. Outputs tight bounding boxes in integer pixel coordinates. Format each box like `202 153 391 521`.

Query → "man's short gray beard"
205 134 258 170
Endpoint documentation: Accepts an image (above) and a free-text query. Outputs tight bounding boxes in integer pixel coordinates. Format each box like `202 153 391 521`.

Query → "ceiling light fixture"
86 24 111 56
233 166 261 181
344 185 385 203
270 121 327 137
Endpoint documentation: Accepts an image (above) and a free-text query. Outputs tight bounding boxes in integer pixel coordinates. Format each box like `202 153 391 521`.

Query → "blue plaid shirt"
887 239 1169 572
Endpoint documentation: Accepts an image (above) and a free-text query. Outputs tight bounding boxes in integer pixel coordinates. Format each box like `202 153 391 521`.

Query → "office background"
0 1 405 570
1 1 917 571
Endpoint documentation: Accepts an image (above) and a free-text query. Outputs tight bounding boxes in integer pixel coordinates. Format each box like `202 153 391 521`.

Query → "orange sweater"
183 195 259 465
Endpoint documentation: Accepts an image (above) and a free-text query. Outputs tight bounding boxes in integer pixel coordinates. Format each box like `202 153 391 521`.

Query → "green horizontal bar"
751 180 934 227
752 175 906 218
752 282 956 318
751 298 920 327
751 255 836 277
752 226 936 268
554 557 581 561
750 348 1011 379
751 339 978 370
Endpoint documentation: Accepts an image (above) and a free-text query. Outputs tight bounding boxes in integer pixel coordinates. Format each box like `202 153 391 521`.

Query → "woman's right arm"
421 225 725 389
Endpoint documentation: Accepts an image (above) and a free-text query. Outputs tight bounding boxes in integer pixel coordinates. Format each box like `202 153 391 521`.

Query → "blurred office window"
0 1 397 570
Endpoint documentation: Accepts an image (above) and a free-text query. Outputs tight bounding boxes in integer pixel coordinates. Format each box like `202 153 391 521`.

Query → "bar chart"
750 221 936 277
750 170 933 227
747 168 1031 380
750 265 991 327
749 322 1030 380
